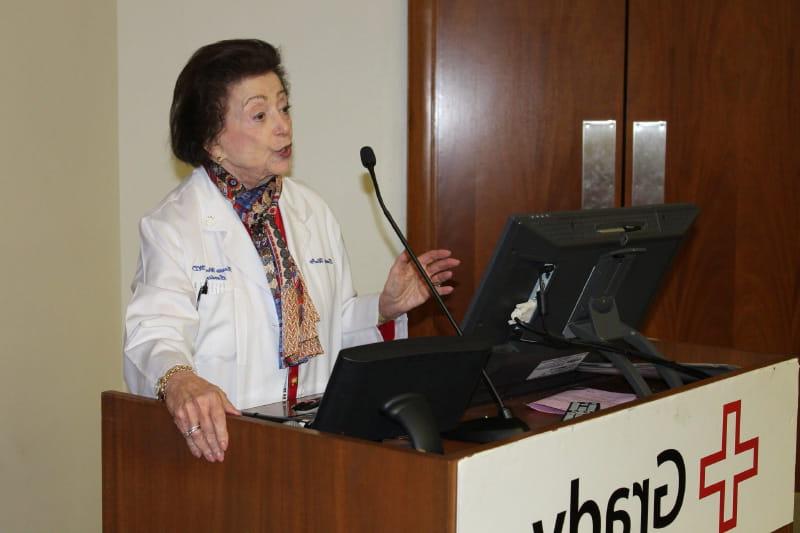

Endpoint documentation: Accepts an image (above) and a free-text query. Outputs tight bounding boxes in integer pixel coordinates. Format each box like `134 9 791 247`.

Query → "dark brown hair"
169 39 288 166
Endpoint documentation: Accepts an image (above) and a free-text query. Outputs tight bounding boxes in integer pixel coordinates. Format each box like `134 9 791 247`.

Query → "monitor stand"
381 393 444 454
562 248 683 398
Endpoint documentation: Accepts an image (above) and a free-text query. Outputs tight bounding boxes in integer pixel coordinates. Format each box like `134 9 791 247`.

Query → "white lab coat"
123 167 407 409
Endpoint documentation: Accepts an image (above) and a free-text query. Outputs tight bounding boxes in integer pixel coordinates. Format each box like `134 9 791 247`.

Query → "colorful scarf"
205 162 323 368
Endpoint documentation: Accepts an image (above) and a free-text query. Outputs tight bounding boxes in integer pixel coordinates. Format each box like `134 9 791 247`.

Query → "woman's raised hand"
378 249 460 321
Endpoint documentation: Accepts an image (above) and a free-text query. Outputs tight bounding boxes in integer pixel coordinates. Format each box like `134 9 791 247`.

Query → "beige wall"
0 1 120 532
118 1 408 310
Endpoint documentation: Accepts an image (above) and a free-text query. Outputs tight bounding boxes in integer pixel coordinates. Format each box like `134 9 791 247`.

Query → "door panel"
408 0 626 336
627 0 800 353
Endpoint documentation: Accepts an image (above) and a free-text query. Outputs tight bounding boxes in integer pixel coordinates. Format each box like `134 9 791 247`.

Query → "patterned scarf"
205 162 323 368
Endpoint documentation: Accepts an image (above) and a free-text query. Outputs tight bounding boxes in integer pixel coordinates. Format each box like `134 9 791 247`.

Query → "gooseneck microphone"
360 147 462 335
360 146 528 442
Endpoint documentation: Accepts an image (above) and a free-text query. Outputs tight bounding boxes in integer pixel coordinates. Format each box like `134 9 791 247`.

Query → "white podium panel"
457 360 798 533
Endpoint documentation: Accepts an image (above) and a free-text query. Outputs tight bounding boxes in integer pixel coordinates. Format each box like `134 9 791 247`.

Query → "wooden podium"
103 350 797 533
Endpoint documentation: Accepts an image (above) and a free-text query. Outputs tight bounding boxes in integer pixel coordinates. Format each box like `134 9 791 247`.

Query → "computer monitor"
461 203 698 396
311 336 491 442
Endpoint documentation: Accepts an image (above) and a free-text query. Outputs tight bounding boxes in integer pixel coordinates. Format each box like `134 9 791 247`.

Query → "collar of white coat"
192 167 313 290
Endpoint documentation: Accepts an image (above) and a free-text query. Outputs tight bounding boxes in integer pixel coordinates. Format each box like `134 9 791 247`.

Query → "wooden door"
408 0 627 336
409 0 800 354
627 0 800 353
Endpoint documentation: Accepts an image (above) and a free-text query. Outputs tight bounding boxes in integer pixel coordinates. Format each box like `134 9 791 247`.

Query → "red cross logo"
699 400 759 532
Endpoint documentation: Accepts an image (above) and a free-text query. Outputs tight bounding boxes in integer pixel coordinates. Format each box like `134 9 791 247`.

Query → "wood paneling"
102 393 456 532
409 0 800 355
104 346 799 525
408 0 626 336
628 0 800 353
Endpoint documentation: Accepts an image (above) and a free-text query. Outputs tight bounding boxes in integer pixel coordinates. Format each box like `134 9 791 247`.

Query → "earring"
215 154 225 163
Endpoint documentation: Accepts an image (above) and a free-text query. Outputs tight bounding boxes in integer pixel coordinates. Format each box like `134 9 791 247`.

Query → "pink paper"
527 388 637 414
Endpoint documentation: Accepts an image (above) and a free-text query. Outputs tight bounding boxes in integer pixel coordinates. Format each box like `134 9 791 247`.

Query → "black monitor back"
461 204 697 402
462 203 698 346
312 336 491 441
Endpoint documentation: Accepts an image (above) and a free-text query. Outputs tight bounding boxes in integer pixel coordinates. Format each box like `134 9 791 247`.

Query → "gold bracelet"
155 364 194 401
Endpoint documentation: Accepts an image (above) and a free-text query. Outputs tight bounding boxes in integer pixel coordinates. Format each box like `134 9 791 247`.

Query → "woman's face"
210 71 292 188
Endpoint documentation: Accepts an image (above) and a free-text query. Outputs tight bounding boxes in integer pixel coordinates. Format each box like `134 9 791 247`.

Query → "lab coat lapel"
279 180 312 267
196 173 268 290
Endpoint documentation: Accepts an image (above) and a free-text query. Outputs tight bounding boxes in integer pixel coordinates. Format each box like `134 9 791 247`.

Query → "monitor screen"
461 204 698 396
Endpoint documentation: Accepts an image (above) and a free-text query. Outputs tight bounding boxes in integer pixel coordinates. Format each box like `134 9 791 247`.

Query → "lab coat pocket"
194 281 238 362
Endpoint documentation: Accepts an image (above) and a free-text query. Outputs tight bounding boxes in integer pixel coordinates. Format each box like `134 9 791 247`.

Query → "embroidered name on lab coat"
192 264 232 280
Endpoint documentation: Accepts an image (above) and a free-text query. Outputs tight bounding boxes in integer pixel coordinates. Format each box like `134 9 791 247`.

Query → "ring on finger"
433 281 442 287
183 424 201 438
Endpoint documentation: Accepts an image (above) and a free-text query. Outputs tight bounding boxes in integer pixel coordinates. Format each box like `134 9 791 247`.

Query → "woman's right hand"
164 371 241 462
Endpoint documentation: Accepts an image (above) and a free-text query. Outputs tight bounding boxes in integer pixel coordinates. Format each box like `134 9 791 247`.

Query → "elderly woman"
123 39 458 462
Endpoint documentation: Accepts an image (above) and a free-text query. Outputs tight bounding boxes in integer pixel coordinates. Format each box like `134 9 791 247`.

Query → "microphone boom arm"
365 166 463 335
360 146 517 423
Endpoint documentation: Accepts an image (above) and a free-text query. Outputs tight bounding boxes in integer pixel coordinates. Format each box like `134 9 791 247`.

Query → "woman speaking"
123 39 457 462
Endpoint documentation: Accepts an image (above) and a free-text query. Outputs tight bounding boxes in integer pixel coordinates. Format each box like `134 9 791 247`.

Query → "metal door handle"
631 121 667 206
581 120 616 209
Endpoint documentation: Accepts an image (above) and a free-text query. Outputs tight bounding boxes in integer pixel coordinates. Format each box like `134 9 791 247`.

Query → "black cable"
514 318 710 380
536 269 550 337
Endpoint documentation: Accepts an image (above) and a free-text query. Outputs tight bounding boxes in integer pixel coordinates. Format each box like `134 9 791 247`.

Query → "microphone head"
360 146 377 169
